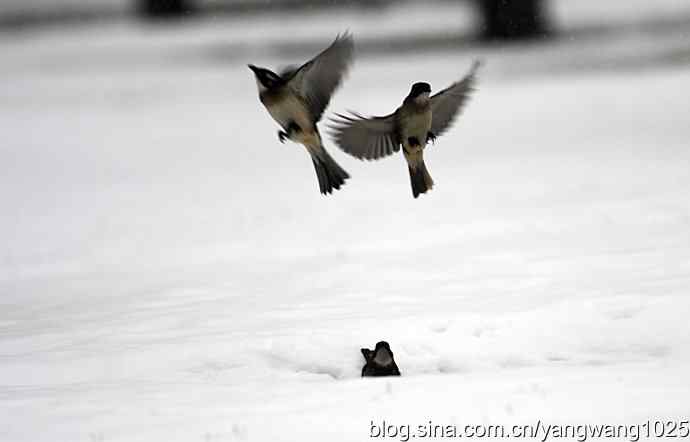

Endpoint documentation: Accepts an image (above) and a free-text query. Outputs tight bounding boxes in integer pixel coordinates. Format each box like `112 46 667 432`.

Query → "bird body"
249 33 354 195
260 88 322 154
397 93 435 197
372 347 394 366
259 87 312 134
329 61 479 198
361 341 401 377
398 96 432 154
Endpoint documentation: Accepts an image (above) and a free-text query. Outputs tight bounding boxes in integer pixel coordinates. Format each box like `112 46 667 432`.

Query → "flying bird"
329 61 479 198
248 33 354 195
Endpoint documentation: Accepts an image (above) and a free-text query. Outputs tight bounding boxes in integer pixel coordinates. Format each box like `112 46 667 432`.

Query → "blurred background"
2 2 690 441
4 0 690 57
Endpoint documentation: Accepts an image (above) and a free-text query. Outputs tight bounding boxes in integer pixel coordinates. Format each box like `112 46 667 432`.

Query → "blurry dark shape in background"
137 0 194 18
135 0 387 20
1 0 551 43
478 0 550 40
134 0 551 41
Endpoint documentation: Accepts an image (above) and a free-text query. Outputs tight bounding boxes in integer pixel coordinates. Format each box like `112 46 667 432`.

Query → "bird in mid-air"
248 33 354 195
329 61 480 198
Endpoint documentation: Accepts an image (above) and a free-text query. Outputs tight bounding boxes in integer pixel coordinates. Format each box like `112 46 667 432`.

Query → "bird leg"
278 121 302 144
427 131 437 145
407 136 421 148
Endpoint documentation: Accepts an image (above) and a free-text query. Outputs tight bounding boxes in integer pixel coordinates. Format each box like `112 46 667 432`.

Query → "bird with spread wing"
329 61 480 198
249 33 354 195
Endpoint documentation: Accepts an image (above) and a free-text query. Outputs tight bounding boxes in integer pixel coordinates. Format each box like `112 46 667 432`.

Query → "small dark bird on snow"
248 33 354 195
361 341 401 377
329 61 480 198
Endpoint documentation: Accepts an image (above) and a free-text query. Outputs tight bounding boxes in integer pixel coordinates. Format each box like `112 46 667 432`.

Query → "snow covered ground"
1 4 690 442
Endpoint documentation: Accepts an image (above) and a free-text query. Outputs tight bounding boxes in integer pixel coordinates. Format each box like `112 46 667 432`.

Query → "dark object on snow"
361 341 401 377
478 0 550 40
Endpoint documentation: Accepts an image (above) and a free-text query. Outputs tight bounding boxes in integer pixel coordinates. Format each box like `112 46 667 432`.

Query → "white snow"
1 4 690 442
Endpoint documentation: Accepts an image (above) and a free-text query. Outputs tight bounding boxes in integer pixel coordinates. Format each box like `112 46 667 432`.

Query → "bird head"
373 341 394 366
248 64 283 91
409 82 431 99
375 341 391 351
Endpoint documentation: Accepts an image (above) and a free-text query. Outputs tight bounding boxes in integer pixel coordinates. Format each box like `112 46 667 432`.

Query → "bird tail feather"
408 157 434 198
312 147 350 195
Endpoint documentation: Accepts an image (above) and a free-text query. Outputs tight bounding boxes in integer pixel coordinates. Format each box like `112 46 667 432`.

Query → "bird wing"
328 112 400 161
283 32 354 123
429 60 480 137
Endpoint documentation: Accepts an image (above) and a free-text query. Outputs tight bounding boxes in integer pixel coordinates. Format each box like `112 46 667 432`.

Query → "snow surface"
2 6 690 442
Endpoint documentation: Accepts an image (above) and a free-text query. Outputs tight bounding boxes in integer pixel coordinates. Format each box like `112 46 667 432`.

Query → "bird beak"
247 64 258 74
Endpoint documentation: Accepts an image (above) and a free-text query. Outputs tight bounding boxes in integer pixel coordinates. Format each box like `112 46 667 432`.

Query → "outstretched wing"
328 112 399 161
429 60 480 137
283 32 354 123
